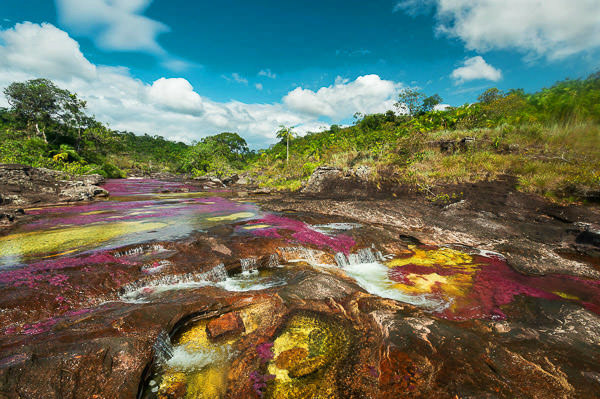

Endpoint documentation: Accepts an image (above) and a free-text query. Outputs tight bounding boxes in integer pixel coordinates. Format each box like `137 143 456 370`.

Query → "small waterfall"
334 252 349 268
153 330 174 368
278 246 322 265
336 247 379 267
141 260 173 274
201 264 228 282
240 258 258 273
113 244 166 259
268 254 280 268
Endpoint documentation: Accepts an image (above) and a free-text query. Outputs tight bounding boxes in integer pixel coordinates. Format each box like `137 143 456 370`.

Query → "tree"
477 88 504 104
3 79 87 143
422 94 443 113
276 125 296 166
395 89 425 116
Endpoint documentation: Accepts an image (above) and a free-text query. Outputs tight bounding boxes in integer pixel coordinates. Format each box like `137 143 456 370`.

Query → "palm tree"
276 125 296 166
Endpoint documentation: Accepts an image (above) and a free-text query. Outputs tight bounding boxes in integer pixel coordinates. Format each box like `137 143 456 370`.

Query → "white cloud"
283 74 402 119
255 83 263 91
0 22 96 81
222 73 248 85
0 23 405 148
451 56 502 83
258 69 277 79
55 0 169 54
397 0 600 60
147 78 203 115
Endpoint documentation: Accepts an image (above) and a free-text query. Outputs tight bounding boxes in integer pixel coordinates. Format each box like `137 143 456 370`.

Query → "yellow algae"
157 318 237 399
80 210 110 215
267 313 349 399
553 291 580 300
207 212 255 222
0 220 168 258
242 224 272 230
384 246 482 309
184 367 227 399
386 246 476 270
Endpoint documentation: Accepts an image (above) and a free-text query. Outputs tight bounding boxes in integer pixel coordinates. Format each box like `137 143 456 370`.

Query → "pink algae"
389 252 600 321
244 214 356 254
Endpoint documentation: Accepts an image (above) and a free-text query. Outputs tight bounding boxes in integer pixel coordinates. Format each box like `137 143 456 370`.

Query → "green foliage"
180 132 251 177
0 79 189 177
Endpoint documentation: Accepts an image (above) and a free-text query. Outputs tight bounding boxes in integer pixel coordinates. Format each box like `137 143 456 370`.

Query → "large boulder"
301 166 345 194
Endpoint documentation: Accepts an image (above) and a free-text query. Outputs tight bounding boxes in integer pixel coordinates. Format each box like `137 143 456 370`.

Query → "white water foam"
216 272 286 292
336 248 447 311
166 343 231 372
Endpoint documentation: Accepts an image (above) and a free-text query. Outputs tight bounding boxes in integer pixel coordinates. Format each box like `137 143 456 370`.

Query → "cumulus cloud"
397 0 600 59
55 0 169 54
451 56 502 83
147 78 204 115
283 74 402 120
0 23 403 147
0 22 96 81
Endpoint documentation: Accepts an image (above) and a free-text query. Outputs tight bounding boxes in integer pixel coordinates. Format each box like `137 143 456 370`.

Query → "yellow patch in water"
553 291 579 300
387 246 476 270
158 318 237 399
267 314 348 399
207 212 255 222
242 224 271 230
385 246 480 307
0 220 168 258
80 210 110 215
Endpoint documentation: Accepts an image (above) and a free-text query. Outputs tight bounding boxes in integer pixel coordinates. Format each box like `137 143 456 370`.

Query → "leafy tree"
3 79 86 143
395 89 426 116
422 94 443 113
478 88 504 104
276 125 296 166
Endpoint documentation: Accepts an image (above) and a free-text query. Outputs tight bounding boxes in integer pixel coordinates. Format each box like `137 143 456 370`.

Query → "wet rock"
206 311 245 340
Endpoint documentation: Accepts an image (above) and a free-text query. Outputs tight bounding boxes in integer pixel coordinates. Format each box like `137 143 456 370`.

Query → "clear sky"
0 0 598 147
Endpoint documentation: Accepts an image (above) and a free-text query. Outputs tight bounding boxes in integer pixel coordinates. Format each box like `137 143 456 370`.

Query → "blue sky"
0 0 598 146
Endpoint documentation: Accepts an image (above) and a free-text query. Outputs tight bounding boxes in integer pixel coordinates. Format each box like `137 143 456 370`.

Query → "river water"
0 179 599 397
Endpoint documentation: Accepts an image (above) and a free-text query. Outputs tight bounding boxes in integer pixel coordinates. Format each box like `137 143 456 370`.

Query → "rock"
251 188 272 195
302 166 344 194
206 312 245 340
354 165 372 181
77 174 105 186
193 175 225 188
222 174 239 186
59 182 109 202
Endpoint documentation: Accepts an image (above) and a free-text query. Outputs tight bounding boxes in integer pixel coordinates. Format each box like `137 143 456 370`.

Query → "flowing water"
1 178 599 398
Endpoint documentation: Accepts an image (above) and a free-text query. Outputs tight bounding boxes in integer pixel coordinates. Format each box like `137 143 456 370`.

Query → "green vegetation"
1 73 599 202
246 72 600 202
0 79 189 177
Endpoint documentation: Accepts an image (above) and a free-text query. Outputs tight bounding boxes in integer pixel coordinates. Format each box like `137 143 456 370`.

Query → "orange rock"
206 312 245 340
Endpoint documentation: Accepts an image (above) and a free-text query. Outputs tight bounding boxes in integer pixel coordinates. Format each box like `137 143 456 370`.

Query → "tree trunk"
286 135 289 167
35 123 48 143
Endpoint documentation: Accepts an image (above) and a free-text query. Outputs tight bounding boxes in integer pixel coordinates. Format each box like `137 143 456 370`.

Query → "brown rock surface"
206 311 245 340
